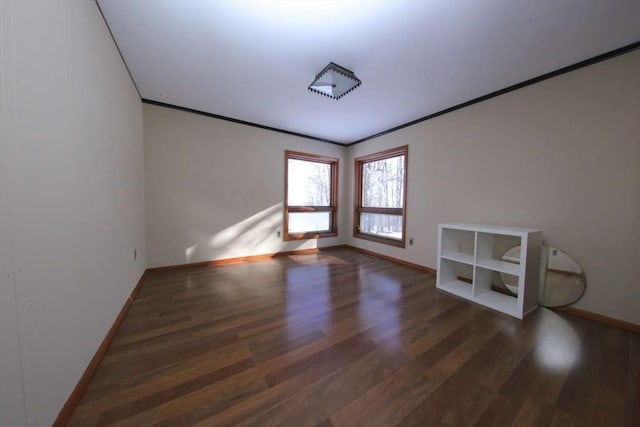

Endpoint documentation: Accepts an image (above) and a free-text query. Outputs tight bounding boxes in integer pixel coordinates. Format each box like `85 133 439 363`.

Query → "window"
354 145 408 247
284 150 338 240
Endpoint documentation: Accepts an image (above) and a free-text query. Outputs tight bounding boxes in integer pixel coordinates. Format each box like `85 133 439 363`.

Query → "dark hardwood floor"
69 248 639 426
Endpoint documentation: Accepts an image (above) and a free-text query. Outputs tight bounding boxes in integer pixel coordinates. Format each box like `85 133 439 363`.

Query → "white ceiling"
98 0 640 144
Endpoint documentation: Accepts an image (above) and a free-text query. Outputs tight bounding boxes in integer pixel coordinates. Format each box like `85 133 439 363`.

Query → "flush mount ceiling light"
308 62 361 100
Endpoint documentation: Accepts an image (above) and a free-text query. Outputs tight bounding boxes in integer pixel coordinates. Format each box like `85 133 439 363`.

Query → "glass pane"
288 212 331 233
360 213 402 240
288 159 331 206
362 155 404 208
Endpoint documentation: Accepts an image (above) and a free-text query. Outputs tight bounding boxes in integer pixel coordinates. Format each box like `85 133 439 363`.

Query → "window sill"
284 232 338 241
353 232 405 248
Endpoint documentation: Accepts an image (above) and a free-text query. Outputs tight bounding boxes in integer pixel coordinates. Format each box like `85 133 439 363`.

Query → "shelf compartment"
438 279 473 299
476 232 522 274
437 258 473 296
475 259 520 276
440 227 475 262
440 250 474 265
474 265 519 317
473 266 517 298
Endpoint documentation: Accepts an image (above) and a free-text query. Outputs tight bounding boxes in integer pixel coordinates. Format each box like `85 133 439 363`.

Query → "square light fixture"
308 62 361 100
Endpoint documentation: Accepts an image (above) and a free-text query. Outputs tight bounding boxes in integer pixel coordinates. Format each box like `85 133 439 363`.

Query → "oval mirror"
499 246 586 308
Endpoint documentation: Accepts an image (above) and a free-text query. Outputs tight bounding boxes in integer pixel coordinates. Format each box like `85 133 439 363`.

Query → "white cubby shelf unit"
436 223 542 319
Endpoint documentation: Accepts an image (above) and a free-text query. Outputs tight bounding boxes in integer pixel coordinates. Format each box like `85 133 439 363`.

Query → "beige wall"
1 5 25 426
347 50 640 325
144 104 347 268
0 1 146 426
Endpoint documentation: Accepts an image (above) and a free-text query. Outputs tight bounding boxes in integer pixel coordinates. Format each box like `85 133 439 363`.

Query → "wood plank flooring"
69 248 639 426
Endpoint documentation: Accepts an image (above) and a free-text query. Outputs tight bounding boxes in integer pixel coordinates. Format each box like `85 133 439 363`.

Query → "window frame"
353 145 408 248
284 150 339 241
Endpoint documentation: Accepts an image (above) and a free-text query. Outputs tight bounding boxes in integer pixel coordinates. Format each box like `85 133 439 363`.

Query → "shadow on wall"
183 203 311 262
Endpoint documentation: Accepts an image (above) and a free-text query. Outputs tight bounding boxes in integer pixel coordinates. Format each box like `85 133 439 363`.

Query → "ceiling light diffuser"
308 62 361 100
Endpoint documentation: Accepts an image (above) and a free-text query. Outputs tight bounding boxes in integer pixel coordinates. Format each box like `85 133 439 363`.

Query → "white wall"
1 2 29 424
144 103 347 268
0 1 146 426
0 3 27 418
346 51 640 325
